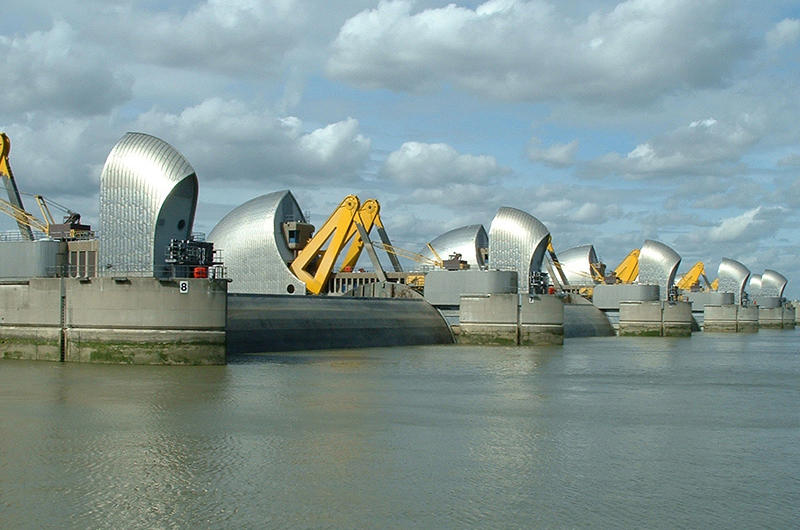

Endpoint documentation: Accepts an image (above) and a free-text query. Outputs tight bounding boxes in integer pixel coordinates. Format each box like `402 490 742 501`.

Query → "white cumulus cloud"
766 18 800 49
706 206 785 243
527 137 578 167
382 141 509 186
134 98 371 183
0 21 132 117
327 0 750 105
588 115 762 178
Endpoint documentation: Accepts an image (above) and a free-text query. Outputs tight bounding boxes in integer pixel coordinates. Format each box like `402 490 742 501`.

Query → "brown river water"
1 330 799 528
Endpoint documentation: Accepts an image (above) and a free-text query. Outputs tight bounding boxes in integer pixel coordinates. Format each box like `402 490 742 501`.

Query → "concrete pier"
0 277 227 364
519 295 564 345
759 306 785 328
459 293 519 345
458 293 564 346
592 284 660 310
619 300 692 337
662 301 693 336
703 305 738 332
737 306 759 332
703 305 759 332
619 301 662 336
782 304 796 329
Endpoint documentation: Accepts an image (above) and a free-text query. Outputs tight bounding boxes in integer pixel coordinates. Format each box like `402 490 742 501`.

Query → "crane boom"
0 133 34 240
676 261 705 291
0 197 49 234
34 195 56 225
376 242 443 268
339 199 381 271
290 195 361 294
546 239 570 287
614 248 640 284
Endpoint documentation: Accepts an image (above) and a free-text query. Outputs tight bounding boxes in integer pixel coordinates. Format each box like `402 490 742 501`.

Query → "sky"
1 0 799 298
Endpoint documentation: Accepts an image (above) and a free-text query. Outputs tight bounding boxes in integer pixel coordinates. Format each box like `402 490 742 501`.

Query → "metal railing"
46 263 228 280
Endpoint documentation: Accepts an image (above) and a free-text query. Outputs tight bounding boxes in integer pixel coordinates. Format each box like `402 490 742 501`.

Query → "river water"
1 330 799 528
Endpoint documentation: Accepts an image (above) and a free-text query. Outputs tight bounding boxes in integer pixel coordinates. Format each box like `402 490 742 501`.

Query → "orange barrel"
193 266 208 278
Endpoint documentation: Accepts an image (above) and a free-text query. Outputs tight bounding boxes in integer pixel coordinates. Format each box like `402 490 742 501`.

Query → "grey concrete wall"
0 277 227 364
0 279 62 326
459 293 565 346
619 300 692 336
759 306 784 328
703 305 738 332
593 284 660 310
685 291 734 310
781 305 795 328
65 328 225 365
227 294 453 354
783 305 796 328
519 295 564 345
0 240 66 279
662 301 693 336
619 301 663 336
424 270 518 306
0 279 62 360
459 293 519 345
0 326 61 361
65 277 226 330
737 306 759 333
758 296 782 309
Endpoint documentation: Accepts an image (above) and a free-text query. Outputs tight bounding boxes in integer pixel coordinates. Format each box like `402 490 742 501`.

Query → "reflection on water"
1 331 799 527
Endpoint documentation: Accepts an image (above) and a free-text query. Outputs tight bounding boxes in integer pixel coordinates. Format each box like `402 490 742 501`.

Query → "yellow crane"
613 248 640 284
0 132 35 239
374 242 444 269
0 197 49 235
0 133 91 240
289 195 403 294
546 240 570 287
676 261 715 291
290 195 361 294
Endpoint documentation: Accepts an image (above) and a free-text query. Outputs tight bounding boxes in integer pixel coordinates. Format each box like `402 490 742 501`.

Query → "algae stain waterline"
1 330 799 528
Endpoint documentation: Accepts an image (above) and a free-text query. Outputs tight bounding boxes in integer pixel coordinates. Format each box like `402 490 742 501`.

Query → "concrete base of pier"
0 277 227 365
782 304 796 329
703 305 759 333
458 293 564 346
758 304 797 329
759 306 784 328
619 300 693 337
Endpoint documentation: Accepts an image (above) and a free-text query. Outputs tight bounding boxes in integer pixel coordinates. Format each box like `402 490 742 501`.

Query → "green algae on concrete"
457 330 518 346
70 336 225 365
0 332 61 361
619 328 663 337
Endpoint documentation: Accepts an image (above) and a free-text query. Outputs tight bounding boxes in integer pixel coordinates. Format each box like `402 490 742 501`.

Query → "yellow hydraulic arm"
0 197 49 234
677 261 703 291
547 239 570 287
339 199 381 271
677 261 714 291
426 243 443 265
339 198 403 273
290 195 361 294
34 195 56 225
614 248 640 284
0 133 34 240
